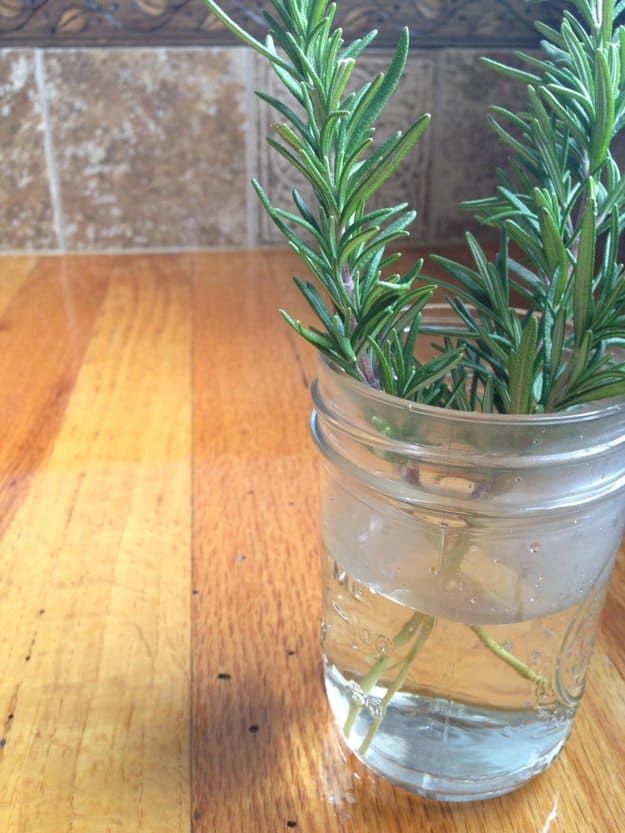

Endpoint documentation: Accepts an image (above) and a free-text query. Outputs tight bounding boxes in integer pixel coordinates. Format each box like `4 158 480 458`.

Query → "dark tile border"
1 0 564 49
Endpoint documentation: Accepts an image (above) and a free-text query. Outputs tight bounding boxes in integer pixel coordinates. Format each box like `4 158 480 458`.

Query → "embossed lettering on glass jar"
311 354 625 801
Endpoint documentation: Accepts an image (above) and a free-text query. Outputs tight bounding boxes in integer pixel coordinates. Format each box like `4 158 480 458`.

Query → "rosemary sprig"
204 0 625 762
431 0 625 413
204 0 463 402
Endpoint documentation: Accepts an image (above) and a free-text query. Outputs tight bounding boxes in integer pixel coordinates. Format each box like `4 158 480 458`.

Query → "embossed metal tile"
1 0 564 48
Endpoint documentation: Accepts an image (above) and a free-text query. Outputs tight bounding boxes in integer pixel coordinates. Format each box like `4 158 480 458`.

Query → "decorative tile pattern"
0 0 564 48
0 50 56 250
44 48 249 249
428 50 534 243
254 51 436 246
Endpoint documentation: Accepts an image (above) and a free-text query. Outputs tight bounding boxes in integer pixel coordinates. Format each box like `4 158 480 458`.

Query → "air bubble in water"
530 542 541 554
375 635 393 656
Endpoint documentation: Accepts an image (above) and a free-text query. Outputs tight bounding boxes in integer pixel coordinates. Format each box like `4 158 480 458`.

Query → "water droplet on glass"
530 542 541 554
351 582 364 602
320 620 330 643
470 596 477 605
514 476 521 484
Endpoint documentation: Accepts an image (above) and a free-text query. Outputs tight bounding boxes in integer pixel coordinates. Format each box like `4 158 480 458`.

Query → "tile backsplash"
1 45 527 252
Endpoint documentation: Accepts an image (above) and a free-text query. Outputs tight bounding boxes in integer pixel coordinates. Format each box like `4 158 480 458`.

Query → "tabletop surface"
0 249 623 833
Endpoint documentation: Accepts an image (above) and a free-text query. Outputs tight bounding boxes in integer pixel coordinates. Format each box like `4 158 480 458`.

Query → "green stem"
204 1 294 73
358 615 436 756
352 619 551 759
341 535 553 752
342 657 391 737
342 610 553 745
342 611 423 736
470 625 550 690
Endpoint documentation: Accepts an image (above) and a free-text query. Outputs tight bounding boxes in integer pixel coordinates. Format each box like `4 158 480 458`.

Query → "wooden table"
0 250 623 833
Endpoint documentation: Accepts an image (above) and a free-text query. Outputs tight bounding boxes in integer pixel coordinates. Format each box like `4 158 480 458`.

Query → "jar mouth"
313 350 625 516
319 355 625 428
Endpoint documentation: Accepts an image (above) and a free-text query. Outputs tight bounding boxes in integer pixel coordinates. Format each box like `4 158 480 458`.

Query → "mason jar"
310 351 625 801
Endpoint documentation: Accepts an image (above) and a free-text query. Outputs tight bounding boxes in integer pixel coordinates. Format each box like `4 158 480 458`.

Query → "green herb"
432 0 625 413
203 0 625 763
204 0 463 402
205 0 625 416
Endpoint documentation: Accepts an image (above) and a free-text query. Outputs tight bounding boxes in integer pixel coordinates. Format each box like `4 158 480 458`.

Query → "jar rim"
319 353 625 427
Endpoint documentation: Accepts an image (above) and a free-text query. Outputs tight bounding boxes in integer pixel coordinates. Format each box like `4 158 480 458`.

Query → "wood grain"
0 254 192 832
0 250 622 833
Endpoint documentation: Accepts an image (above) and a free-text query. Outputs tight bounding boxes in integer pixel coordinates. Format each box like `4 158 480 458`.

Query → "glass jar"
310 353 625 801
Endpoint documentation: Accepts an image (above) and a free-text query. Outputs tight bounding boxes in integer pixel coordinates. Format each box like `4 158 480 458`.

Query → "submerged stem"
470 625 551 690
342 610 425 736
357 615 436 756
342 612 554 755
